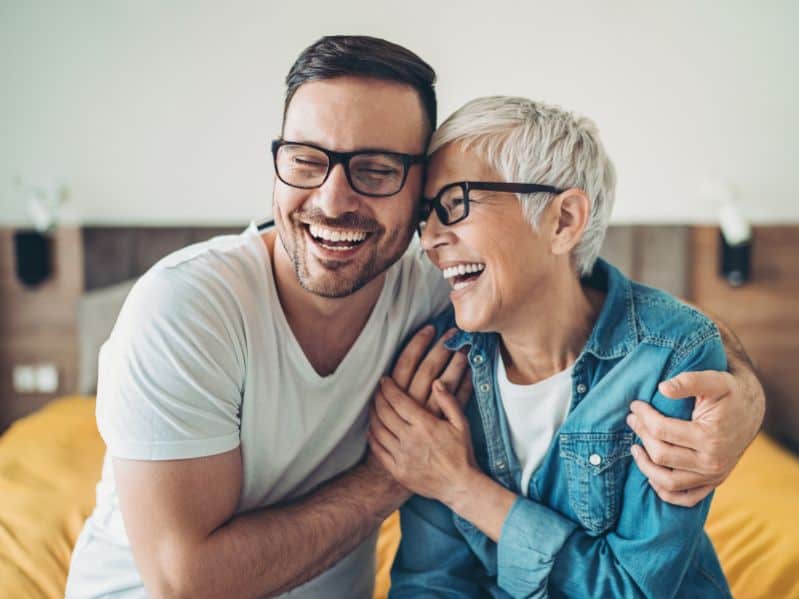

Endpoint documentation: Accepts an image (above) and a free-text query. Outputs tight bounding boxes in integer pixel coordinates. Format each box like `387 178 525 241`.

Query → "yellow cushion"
0 396 104 599
706 433 799 598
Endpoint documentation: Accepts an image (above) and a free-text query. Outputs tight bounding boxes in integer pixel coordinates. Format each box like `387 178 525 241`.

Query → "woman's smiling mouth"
442 262 486 290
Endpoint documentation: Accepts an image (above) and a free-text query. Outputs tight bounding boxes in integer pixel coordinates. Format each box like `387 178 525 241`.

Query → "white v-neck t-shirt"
66 223 450 599
495 349 574 496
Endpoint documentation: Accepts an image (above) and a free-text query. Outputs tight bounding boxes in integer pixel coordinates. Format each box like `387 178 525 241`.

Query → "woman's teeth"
308 224 369 250
442 263 486 290
442 263 485 279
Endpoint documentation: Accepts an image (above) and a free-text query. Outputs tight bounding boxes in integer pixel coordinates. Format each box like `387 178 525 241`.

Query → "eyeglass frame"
420 181 565 226
271 139 427 198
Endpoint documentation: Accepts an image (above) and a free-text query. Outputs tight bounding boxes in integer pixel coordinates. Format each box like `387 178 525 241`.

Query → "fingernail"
422 325 435 335
626 414 636 428
442 328 457 340
630 444 641 458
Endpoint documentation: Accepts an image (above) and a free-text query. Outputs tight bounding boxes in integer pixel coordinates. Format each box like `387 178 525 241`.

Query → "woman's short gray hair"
428 96 616 276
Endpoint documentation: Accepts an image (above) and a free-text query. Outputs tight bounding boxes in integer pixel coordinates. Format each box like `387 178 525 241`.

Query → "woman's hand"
368 377 476 506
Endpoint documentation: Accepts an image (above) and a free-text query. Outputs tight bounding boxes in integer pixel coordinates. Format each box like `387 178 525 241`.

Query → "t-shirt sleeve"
96 265 243 460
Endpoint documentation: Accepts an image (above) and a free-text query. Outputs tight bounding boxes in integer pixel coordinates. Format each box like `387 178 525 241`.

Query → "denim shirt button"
576 383 588 394
472 354 484 365
589 453 602 466
479 383 490 393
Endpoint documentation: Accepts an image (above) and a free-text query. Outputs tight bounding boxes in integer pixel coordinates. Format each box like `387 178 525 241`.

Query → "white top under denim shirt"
391 258 732 599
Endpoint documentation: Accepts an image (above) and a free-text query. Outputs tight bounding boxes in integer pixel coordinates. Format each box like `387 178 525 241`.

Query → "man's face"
274 76 428 298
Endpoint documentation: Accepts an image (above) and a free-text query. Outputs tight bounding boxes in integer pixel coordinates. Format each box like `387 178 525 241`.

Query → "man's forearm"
173 460 407 599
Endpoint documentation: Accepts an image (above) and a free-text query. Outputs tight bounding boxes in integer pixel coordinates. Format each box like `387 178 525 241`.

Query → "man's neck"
263 230 386 377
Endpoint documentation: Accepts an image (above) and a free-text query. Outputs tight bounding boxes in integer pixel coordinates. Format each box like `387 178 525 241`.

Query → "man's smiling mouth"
305 223 373 251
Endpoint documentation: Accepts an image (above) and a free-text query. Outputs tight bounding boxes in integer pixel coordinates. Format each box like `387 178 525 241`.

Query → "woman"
369 96 731 598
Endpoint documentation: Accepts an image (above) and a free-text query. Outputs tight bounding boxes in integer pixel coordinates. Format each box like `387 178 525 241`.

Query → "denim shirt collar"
443 258 639 362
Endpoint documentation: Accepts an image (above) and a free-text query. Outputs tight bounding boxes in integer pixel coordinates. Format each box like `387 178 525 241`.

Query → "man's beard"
280 207 412 298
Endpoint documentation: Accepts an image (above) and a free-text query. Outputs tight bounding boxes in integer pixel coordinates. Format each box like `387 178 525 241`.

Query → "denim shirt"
390 259 732 599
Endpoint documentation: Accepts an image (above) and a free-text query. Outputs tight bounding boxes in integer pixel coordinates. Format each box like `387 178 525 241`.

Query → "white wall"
1 0 796 225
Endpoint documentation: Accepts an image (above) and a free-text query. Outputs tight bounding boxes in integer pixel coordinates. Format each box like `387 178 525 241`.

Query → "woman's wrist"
444 467 517 543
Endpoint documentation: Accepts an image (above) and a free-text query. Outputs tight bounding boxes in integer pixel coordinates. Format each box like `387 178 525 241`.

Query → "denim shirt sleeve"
496 334 728 599
390 495 484 598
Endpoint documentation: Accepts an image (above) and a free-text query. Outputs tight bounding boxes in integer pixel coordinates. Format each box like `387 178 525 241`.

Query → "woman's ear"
549 188 591 257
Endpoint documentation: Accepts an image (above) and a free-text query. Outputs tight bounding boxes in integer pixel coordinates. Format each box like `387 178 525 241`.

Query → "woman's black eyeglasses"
420 181 564 226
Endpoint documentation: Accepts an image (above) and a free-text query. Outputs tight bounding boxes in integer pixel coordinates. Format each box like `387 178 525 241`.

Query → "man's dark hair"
284 35 437 135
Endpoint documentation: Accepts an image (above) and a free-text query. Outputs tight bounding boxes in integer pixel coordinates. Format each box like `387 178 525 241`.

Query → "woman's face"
421 142 560 333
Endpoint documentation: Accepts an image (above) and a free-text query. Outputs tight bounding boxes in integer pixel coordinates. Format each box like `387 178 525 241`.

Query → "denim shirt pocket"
559 432 633 535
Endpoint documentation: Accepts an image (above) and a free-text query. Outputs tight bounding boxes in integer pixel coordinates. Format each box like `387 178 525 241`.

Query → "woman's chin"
452 305 492 333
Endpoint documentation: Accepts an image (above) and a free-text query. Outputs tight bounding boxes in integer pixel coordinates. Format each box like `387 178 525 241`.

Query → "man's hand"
627 368 765 507
389 325 472 414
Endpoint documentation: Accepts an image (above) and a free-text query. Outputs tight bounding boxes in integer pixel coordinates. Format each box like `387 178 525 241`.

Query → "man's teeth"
442 263 486 280
308 224 368 243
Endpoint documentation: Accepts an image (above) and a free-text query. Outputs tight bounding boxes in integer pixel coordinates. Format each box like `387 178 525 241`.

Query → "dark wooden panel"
690 226 799 451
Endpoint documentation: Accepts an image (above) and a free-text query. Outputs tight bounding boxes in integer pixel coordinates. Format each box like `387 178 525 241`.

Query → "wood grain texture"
690 226 799 451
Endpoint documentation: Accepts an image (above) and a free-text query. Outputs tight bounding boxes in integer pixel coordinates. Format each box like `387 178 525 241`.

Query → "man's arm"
116 324 467 599
115 449 402 599
627 311 766 507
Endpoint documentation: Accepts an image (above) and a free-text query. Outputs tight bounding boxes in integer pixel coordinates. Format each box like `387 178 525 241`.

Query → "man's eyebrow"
282 138 424 155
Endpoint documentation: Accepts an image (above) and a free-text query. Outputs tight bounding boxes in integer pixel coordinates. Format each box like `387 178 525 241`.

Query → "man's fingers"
649 481 715 508
367 430 396 469
630 444 716 492
628 401 699 450
427 351 469 408
374 390 411 432
391 325 436 390
406 328 458 403
433 381 468 432
381 377 430 425
658 369 734 401
454 372 473 409
369 405 401 454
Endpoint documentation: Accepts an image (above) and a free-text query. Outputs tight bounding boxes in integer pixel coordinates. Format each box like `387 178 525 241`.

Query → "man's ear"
549 188 591 257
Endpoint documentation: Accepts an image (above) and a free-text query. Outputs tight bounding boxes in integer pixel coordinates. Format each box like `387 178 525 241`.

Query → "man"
66 36 764 599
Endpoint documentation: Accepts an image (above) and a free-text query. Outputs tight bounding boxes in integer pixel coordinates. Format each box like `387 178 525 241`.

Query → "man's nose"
313 163 361 218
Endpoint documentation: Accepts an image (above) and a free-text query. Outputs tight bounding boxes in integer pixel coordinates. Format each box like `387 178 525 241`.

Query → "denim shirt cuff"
497 496 578 597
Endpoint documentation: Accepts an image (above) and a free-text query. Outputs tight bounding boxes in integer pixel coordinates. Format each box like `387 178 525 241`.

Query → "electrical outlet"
35 363 59 393
12 365 36 393
12 363 59 394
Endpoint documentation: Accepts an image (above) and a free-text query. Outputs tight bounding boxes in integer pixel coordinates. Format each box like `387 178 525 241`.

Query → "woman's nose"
420 209 452 251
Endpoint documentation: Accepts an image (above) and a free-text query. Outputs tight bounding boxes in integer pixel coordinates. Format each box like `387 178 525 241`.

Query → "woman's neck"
498 268 603 385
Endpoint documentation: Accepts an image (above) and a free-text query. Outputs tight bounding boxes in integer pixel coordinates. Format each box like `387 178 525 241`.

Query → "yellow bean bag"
1 397 797 598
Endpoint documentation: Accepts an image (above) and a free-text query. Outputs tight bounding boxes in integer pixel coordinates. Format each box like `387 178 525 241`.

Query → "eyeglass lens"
275 143 408 196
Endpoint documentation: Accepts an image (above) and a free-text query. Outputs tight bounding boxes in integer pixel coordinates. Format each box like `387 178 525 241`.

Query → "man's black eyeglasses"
272 140 425 198
420 181 564 226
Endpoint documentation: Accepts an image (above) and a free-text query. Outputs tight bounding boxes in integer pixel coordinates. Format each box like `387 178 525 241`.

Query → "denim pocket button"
576 383 588 394
479 383 490 393
472 355 484 365
559 431 633 534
